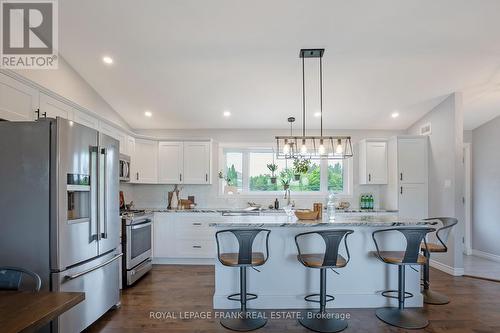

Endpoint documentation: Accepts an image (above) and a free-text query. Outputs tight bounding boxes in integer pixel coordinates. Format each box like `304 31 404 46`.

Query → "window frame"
218 143 352 198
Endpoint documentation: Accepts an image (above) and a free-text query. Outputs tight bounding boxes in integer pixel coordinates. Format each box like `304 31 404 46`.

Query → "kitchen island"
210 214 436 309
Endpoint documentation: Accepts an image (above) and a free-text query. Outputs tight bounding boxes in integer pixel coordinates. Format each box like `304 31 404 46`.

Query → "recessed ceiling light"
391 112 400 118
144 111 152 117
102 56 113 64
223 111 231 117
314 111 321 118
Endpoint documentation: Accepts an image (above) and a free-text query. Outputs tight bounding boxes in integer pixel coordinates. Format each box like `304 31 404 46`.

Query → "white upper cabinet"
0 73 38 121
39 93 76 120
99 121 119 139
99 122 129 154
127 136 135 156
158 142 184 184
73 109 99 130
358 139 388 184
183 142 211 184
398 138 427 184
130 139 158 183
114 130 128 155
157 141 212 184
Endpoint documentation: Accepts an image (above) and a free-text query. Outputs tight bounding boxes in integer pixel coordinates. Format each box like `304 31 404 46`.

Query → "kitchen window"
220 146 351 196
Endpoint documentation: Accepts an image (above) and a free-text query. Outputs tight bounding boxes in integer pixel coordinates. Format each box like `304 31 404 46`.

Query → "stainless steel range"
121 210 153 287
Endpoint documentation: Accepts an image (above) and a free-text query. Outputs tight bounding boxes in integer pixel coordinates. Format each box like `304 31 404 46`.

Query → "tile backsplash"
120 183 385 210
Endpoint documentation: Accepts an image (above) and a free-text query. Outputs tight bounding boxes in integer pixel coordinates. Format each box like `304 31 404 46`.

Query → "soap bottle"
274 198 279 210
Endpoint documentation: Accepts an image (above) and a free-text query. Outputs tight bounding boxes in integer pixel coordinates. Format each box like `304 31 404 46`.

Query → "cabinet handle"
400 173 403 181
34 108 40 119
400 186 403 195
179 173 182 182
368 174 371 182
136 172 139 180
192 245 202 249
192 223 202 226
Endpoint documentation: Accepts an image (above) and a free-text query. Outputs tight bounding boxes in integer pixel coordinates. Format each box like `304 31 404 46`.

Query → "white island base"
212 218 430 310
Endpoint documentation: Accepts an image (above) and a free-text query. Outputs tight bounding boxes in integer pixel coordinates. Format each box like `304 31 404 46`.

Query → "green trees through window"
224 149 345 194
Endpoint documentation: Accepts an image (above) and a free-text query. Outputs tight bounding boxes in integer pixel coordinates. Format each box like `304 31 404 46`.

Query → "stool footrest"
304 293 335 304
227 292 258 302
381 290 413 300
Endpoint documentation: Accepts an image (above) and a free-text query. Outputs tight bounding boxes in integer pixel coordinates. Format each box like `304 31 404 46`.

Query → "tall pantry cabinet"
384 136 429 219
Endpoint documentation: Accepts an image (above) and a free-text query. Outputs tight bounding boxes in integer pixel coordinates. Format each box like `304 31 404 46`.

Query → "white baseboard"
430 259 464 276
153 257 215 265
471 249 500 263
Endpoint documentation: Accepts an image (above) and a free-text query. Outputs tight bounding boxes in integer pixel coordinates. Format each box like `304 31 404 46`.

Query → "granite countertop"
140 208 398 214
208 214 437 227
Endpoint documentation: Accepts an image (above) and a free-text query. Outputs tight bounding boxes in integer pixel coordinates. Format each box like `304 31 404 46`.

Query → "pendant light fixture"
276 49 353 160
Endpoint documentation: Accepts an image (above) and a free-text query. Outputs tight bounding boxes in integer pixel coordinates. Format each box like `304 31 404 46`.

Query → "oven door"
126 220 152 268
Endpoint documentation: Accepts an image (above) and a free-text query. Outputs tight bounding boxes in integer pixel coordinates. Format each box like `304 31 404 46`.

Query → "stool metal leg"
220 267 267 332
422 250 450 305
376 266 429 329
299 268 348 333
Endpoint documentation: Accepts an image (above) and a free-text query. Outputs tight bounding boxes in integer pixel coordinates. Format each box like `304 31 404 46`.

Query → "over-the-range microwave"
119 154 131 182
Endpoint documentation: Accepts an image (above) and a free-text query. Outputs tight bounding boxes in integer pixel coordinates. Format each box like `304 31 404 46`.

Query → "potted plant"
267 163 278 184
280 169 291 190
293 158 311 180
281 178 290 190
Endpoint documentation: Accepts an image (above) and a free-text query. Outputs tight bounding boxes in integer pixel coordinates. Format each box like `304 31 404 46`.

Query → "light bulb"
335 139 343 155
283 141 290 154
300 140 308 154
319 140 326 155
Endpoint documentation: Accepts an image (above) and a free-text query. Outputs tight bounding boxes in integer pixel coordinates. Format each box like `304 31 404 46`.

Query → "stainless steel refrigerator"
0 117 121 332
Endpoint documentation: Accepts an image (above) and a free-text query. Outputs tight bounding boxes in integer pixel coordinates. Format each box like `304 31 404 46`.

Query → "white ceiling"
58 0 500 130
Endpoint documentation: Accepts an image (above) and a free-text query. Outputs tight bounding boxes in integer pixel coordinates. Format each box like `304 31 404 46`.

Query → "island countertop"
208 213 437 227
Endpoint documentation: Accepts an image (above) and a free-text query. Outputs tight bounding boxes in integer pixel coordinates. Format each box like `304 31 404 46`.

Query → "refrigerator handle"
90 146 99 242
64 253 122 280
99 147 108 239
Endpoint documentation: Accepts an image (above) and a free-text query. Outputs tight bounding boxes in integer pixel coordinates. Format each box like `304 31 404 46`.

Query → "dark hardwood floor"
86 265 500 333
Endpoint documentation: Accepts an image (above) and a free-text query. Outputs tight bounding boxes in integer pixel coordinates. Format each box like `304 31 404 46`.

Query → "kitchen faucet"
284 188 292 206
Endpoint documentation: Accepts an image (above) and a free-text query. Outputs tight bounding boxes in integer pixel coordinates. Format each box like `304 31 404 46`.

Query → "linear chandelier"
275 49 353 160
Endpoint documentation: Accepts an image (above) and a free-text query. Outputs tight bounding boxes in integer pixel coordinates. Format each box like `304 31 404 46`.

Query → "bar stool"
295 229 354 333
215 229 271 331
421 217 458 305
371 227 435 329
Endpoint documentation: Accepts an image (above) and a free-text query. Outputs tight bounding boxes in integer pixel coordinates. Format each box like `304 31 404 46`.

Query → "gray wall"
407 93 464 271
471 115 500 256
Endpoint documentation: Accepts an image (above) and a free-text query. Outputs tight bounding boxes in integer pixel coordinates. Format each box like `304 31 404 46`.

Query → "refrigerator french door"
51 119 121 332
0 118 121 333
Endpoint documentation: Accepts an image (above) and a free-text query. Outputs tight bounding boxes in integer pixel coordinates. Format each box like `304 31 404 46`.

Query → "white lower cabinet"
153 212 216 261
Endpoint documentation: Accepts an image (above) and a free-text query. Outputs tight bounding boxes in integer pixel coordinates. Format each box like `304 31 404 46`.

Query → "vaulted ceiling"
59 0 500 130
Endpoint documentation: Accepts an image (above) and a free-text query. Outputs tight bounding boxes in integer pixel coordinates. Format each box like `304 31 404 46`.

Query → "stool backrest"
372 227 435 264
215 229 271 266
424 217 458 251
295 229 354 267
0 266 42 292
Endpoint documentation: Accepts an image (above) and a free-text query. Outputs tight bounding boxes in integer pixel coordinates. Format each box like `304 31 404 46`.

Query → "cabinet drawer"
174 220 214 240
174 239 215 258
